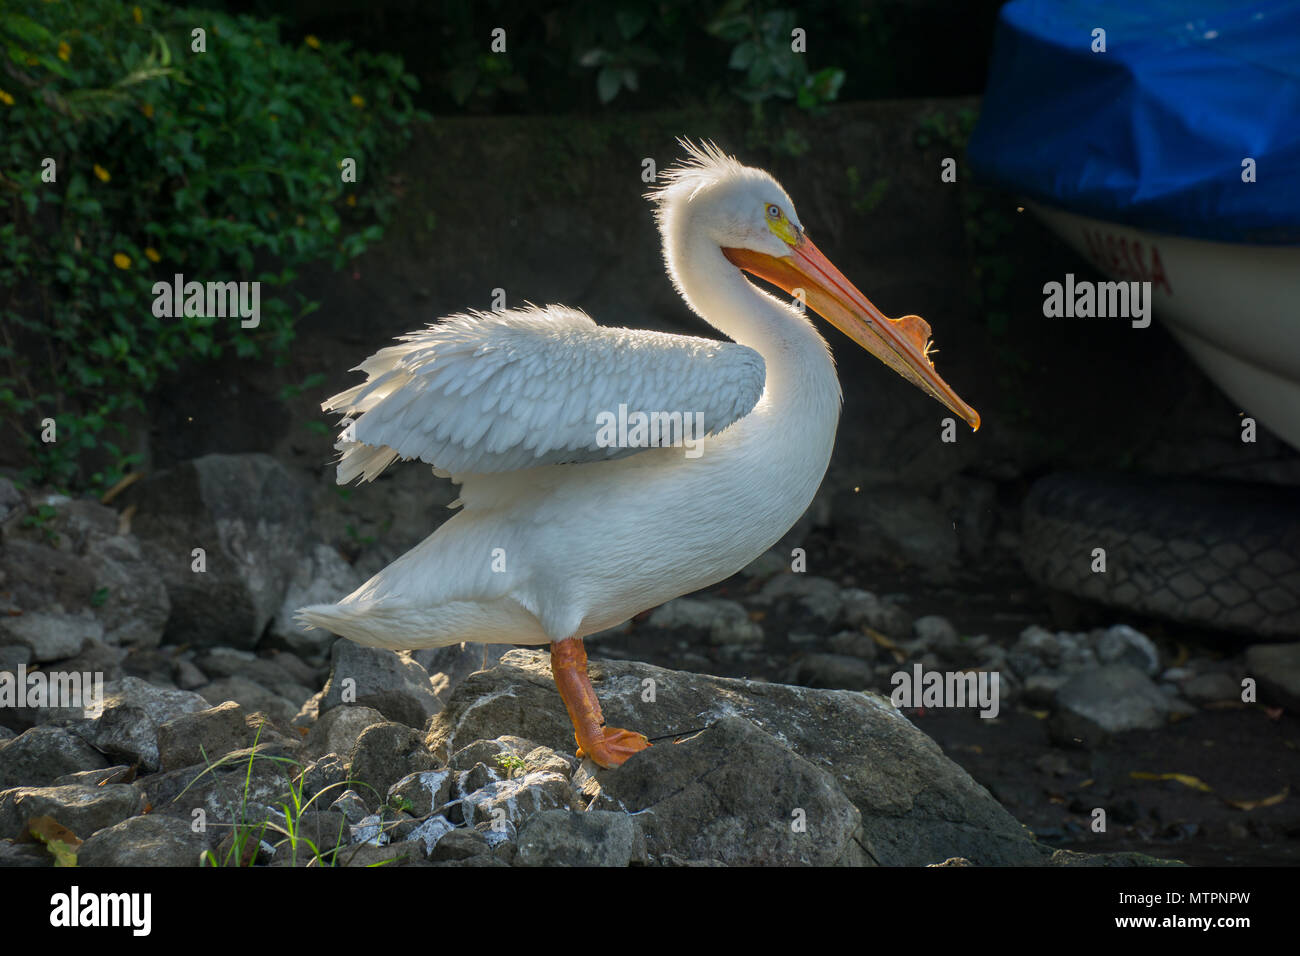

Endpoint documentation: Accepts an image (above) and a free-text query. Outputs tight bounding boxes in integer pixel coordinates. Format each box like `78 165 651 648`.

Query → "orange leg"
550 638 650 769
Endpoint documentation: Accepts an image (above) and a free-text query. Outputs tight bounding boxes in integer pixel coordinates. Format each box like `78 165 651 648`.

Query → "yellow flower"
144 247 161 263
113 253 131 270
57 42 70 62
133 6 142 24
350 94 365 108
0 90 13 107
93 164 111 182
305 35 320 49
140 102 154 118
345 194 356 207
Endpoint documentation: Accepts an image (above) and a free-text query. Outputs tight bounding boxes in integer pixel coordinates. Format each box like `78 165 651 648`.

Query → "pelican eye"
766 204 782 219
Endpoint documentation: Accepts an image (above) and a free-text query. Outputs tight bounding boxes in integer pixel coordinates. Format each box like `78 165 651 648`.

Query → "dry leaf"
1129 771 1213 792
1224 786 1289 811
22 816 82 867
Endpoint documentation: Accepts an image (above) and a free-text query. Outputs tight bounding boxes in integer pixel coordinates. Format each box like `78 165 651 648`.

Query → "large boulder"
426 650 1043 866
122 454 312 649
79 677 212 772
1246 642 1300 711
319 641 441 728
0 725 109 790
0 496 170 652
268 544 365 658
76 814 208 867
0 784 141 841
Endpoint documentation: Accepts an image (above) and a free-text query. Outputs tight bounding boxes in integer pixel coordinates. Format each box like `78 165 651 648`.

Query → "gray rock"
350 812 388 846
1014 626 1062 667
0 610 100 663
421 821 478 859
0 501 169 651
394 815 454 855
303 704 386 759
0 838 50 867
587 716 866 865
133 742 298 833
825 630 879 660
329 789 369 825
1246 642 1300 711
833 485 961 571
122 453 312 649
0 644 32 673
0 784 141 841
1051 665 1172 746
755 575 843 624
787 653 875 691
320 641 441 729
269 544 365 657
840 589 911 640
408 644 508 710
80 532 170 649
174 659 208 690
427 650 1043 866
0 476 24 525
449 736 540 772
52 766 133 787
515 809 646 866
913 615 959 651
48 639 129 685
284 810 349 861
388 770 453 817
157 701 254 771
347 722 440 810
77 814 208 867
647 597 763 645
0 725 109 790
198 677 305 729
1094 624 1161 676
459 771 574 832
1179 672 1242 705
738 549 788 581
83 677 211 771
295 753 350 806
334 838 428 867
1022 673 1070 707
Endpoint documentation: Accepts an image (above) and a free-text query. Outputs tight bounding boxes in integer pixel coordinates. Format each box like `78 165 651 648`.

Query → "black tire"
1020 473 1300 639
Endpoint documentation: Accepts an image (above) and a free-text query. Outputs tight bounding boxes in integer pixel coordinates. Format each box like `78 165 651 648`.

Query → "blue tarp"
967 0 1300 244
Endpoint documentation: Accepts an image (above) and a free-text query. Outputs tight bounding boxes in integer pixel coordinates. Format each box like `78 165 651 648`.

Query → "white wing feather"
325 305 766 482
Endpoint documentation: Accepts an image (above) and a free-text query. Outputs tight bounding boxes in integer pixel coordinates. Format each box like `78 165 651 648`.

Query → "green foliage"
0 0 424 491
708 3 843 111
417 0 847 115
495 751 527 779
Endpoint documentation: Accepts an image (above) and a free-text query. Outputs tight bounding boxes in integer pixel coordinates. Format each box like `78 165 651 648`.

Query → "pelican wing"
325 305 766 482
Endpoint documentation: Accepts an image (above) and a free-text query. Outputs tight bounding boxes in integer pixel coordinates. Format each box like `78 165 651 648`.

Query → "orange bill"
723 235 980 430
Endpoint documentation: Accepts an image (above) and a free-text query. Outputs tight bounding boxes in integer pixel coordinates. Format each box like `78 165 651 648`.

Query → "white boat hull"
1030 204 1300 451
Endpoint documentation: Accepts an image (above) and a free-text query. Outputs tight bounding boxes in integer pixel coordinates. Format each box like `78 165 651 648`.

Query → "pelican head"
651 140 980 431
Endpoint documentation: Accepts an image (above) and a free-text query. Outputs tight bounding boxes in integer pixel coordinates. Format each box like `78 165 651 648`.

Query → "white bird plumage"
325 305 766 481
297 141 977 766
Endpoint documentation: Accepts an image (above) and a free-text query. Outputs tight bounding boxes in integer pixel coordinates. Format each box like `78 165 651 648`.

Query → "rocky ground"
0 455 1297 867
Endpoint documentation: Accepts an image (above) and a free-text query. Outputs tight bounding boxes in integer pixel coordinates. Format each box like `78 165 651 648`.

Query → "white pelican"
298 141 979 767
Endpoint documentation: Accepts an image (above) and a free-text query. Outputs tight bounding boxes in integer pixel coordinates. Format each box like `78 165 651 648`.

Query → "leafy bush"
263 0 860 116
0 0 424 490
